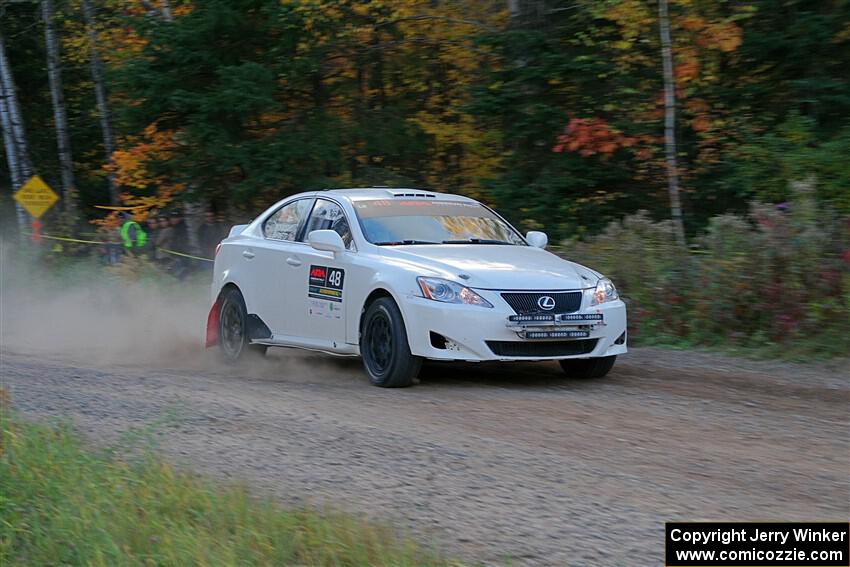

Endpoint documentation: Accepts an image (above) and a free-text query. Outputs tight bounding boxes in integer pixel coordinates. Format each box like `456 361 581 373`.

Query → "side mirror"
526 231 548 249
308 230 346 255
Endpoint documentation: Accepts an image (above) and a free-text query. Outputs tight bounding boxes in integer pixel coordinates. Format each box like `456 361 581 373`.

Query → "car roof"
321 187 478 203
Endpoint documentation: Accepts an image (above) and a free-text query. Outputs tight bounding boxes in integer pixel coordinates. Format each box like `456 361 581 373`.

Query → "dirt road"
2 347 848 566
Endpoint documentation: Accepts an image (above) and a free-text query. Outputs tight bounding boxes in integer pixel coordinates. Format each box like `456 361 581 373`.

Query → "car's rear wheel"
360 297 422 387
218 288 267 363
559 355 616 379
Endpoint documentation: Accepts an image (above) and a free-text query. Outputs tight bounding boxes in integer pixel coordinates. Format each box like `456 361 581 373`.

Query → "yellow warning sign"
13 175 59 219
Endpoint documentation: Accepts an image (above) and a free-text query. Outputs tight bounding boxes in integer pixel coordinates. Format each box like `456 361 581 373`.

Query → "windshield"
353 199 526 246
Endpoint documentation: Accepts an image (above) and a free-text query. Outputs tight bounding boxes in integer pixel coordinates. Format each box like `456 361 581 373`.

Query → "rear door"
250 198 314 336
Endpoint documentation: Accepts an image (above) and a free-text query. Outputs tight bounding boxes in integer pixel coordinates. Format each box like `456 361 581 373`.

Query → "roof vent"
390 190 436 198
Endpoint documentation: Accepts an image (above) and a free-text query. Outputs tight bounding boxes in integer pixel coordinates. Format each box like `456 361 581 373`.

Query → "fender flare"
358 284 419 349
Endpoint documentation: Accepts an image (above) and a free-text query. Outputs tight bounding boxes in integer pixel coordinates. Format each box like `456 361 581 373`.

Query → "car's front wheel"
218 287 267 363
559 355 616 379
360 297 422 387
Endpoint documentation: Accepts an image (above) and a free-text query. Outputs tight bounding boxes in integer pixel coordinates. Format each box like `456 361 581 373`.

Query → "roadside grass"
0 413 462 567
623 329 850 363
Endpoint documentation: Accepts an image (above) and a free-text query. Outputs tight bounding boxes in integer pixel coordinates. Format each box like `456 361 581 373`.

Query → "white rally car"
206 188 626 387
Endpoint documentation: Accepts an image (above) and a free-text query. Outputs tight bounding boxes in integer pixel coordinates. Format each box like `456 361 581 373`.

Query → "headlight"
591 277 618 305
417 277 493 308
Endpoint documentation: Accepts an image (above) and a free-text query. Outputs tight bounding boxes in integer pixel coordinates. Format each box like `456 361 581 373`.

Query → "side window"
302 199 354 249
263 199 311 241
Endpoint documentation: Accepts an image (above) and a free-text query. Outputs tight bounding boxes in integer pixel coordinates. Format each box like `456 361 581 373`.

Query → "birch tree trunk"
0 32 33 236
160 0 173 21
42 0 77 215
507 0 520 19
81 0 118 205
0 82 29 236
0 34 32 180
0 91 20 187
658 0 686 246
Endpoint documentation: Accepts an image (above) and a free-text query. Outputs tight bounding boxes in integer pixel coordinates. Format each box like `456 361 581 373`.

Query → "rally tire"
218 288 267 364
559 355 616 379
360 297 422 387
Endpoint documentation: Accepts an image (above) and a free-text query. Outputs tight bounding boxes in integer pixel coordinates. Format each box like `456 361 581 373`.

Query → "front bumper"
400 289 627 362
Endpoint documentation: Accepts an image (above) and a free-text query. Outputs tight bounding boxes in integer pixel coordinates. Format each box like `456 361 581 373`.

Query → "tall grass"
560 188 850 359
0 412 462 567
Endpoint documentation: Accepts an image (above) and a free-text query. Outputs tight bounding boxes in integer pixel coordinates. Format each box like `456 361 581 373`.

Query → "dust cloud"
0 243 212 368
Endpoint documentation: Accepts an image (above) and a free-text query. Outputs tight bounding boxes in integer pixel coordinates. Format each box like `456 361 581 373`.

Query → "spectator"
198 210 225 260
155 215 174 266
98 225 121 265
168 211 190 279
169 211 189 252
118 211 147 255
144 215 160 259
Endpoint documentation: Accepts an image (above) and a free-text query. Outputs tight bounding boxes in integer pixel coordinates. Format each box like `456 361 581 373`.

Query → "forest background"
1 0 848 356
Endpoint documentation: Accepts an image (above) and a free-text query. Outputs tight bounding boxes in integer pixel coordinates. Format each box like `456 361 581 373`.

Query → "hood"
379 244 599 290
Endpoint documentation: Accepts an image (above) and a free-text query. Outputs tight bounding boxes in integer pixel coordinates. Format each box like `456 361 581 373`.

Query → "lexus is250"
206 188 627 387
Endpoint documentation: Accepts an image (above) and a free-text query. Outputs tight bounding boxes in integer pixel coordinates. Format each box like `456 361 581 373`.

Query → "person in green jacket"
118 212 147 255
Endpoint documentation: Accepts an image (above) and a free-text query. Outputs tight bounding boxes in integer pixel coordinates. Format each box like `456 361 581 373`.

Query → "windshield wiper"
374 240 439 246
442 239 514 245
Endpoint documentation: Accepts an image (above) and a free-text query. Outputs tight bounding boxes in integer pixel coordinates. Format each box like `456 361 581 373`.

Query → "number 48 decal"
327 269 343 288
308 265 345 301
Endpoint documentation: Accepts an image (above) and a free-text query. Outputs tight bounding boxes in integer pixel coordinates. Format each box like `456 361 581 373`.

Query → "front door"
290 198 354 348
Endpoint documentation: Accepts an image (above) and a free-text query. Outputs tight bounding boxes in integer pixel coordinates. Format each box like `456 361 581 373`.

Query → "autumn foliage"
108 123 183 219
1 0 848 240
553 118 637 158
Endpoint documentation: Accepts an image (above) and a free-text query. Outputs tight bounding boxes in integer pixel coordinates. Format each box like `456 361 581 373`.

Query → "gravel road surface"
2 347 848 566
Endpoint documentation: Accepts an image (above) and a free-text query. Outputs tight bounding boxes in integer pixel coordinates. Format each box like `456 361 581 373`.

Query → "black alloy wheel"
360 297 422 387
218 288 266 363
366 310 393 373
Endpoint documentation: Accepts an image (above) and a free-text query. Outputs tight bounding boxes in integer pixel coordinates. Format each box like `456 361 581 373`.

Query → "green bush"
560 188 850 359
729 116 850 213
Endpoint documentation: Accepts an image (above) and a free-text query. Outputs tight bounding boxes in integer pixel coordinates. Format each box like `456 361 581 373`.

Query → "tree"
2 0 847 237
81 0 118 205
159 0 173 21
42 0 77 216
658 0 686 246
0 73 29 236
0 31 33 235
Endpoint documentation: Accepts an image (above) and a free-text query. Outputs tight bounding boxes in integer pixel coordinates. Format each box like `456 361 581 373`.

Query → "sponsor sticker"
307 298 342 320
308 265 345 304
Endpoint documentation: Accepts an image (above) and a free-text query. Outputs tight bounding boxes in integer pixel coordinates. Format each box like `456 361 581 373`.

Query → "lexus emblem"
537 296 556 311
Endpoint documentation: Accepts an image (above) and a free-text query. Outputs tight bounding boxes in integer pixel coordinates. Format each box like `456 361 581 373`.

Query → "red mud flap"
205 297 222 348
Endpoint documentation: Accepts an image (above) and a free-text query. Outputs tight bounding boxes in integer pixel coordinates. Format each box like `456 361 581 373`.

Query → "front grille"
486 339 598 357
501 291 582 314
